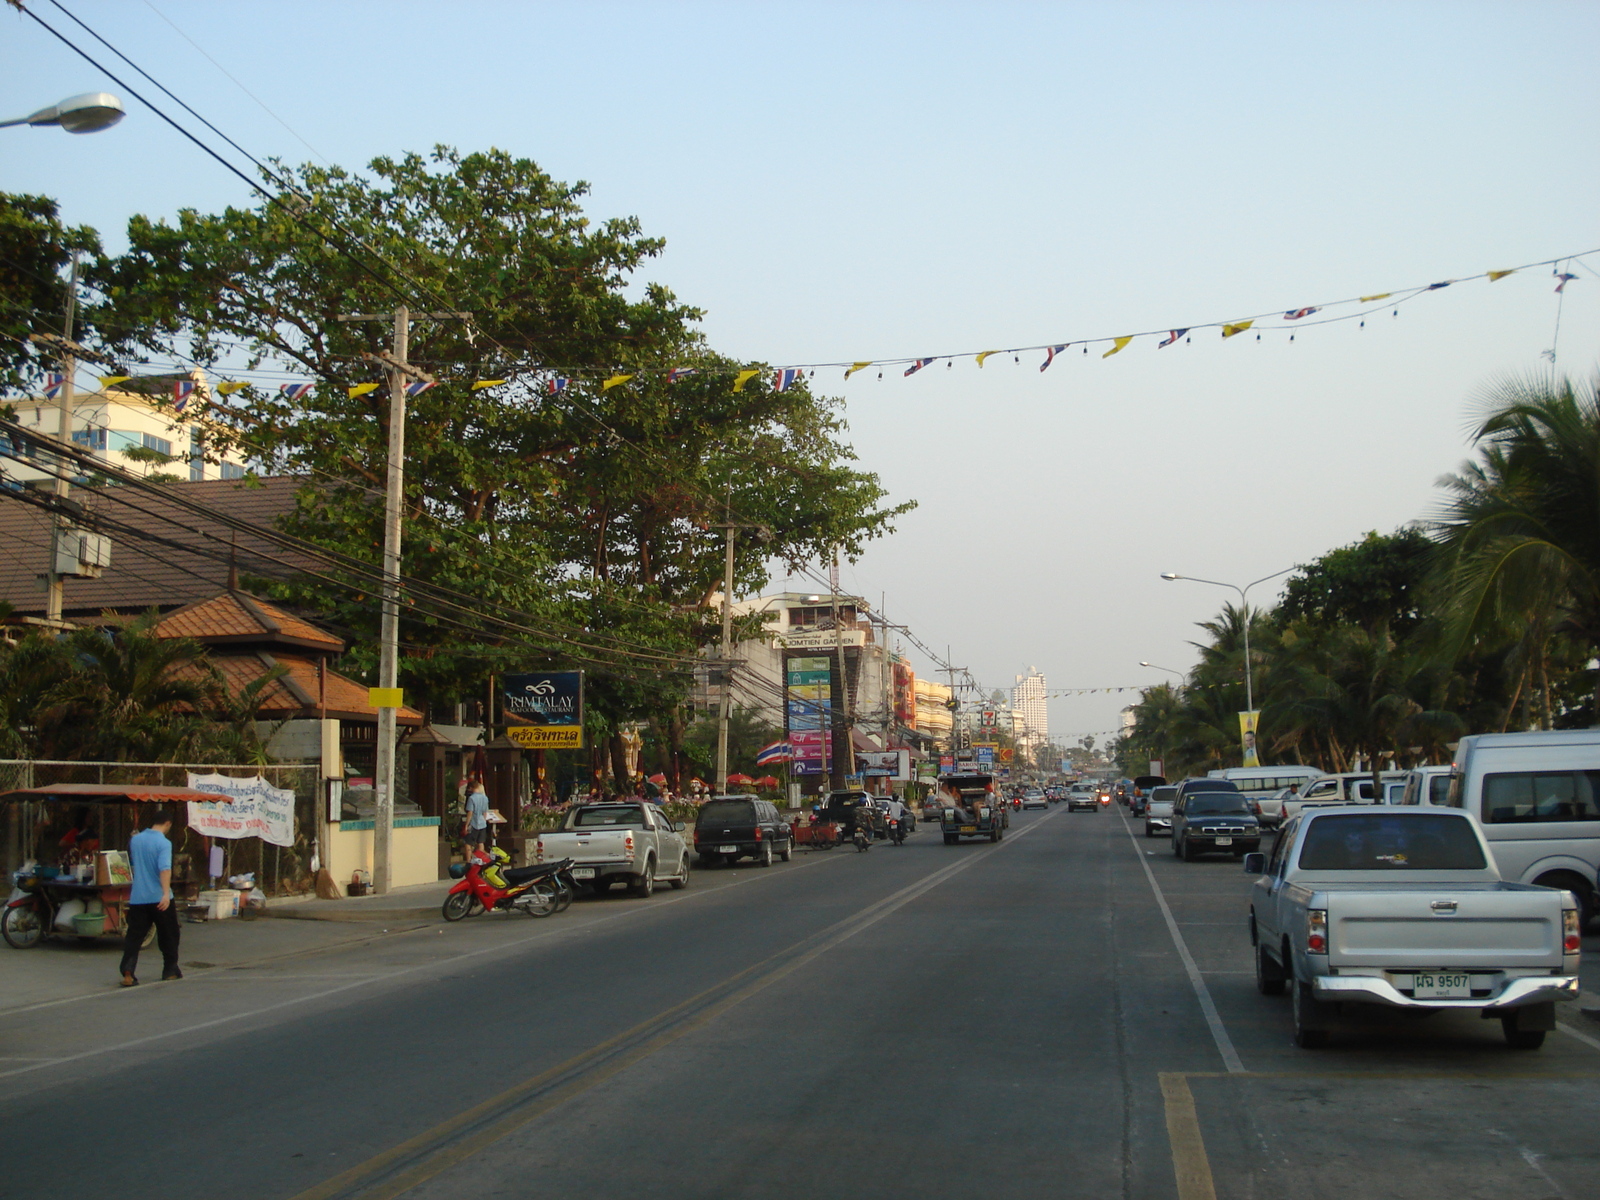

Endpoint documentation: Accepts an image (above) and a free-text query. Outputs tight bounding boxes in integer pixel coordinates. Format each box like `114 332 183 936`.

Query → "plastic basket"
71 913 106 936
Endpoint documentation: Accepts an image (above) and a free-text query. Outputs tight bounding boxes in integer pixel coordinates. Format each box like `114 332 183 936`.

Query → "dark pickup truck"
823 791 888 840
694 795 793 866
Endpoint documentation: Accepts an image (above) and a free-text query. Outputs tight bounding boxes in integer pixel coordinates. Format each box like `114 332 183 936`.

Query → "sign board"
185 772 295 847
999 748 1014 763
857 749 911 781
779 629 867 650
974 746 994 764
503 672 584 748
1148 758 1164 778
786 655 835 775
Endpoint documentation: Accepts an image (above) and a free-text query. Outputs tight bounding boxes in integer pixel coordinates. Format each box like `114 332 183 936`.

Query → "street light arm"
1240 565 1297 599
1161 573 1244 599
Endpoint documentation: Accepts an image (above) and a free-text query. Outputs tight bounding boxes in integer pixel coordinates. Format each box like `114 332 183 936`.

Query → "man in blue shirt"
120 810 181 987
462 779 490 862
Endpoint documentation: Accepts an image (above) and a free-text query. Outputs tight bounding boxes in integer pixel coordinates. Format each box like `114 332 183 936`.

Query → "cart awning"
0 783 233 804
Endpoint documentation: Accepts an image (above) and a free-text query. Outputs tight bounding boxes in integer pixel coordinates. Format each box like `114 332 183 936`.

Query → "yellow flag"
1221 321 1253 339
602 374 633 391
1486 270 1514 282
347 382 380 398
844 362 873 379
97 374 130 390
733 368 760 392
216 380 249 395
1359 293 1392 303
1102 336 1133 358
975 351 999 368
471 379 506 391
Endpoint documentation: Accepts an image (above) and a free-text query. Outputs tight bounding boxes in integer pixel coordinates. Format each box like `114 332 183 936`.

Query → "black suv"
695 795 793 866
824 791 888 839
1170 779 1260 861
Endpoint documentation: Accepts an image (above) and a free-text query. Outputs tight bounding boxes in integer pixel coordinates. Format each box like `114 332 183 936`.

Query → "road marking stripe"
286 811 1057 1200
1557 1021 1600 1053
1159 1073 1217 1200
1119 813 1246 1074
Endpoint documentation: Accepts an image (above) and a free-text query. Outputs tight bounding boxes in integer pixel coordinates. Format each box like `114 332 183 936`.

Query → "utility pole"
715 516 736 795
828 550 857 791
335 306 467 894
45 254 79 625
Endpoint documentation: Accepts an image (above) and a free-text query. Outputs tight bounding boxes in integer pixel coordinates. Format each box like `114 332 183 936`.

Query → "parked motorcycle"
442 847 576 921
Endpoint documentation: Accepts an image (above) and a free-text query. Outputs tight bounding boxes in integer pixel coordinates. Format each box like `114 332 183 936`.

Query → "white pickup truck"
1247 806 1581 1049
534 801 690 897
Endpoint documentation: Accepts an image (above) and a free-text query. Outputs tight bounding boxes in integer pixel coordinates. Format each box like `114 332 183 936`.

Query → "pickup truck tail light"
692 829 700 846
623 832 635 860
534 836 544 864
1307 909 1328 954
754 825 763 842
1564 908 1581 954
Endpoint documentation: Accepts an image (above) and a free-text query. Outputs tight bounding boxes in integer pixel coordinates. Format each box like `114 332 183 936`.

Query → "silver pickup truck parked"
1247 806 1581 1049
534 801 690 897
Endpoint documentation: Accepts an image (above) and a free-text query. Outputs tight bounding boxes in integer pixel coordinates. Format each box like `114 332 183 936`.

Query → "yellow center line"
1159 1073 1217 1200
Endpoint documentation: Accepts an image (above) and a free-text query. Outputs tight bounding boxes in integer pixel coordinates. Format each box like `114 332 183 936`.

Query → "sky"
3 1 1597 750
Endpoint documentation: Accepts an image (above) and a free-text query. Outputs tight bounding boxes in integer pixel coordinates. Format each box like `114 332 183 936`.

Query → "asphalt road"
3 804 1599 1199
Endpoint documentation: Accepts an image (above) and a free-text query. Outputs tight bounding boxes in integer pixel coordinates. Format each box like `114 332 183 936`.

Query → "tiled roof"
154 591 344 653
178 651 423 725
0 476 326 616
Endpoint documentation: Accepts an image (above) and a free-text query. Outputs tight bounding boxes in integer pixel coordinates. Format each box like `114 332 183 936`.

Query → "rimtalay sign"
503 671 585 749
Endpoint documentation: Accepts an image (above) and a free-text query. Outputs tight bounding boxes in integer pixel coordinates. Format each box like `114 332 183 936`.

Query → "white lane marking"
0 820 1051 1082
1119 811 1246 1074
1557 1021 1600 1053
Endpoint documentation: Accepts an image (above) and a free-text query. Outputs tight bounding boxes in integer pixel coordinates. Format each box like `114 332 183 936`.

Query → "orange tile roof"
178 652 422 725
154 591 344 653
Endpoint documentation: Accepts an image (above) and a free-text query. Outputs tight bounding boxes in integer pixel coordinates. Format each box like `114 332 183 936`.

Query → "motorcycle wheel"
441 891 477 922
554 877 576 911
517 883 559 917
2 900 46 949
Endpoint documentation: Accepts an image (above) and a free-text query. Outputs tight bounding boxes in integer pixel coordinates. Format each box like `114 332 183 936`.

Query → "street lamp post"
1159 568 1295 712
1138 661 1186 682
0 92 125 133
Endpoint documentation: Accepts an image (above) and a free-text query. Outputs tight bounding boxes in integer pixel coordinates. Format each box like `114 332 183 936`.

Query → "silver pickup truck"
1247 806 1581 1049
534 802 690 897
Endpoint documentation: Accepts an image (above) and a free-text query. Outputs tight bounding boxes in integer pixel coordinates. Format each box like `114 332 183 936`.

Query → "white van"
1397 765 1451 807
1205 766 1322 827
1282 771 1408 821
1448 731 1600 926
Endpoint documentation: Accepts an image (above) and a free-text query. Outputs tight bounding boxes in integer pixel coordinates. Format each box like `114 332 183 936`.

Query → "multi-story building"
1012 667 1049 759
913 677 953 743
7 372 250 485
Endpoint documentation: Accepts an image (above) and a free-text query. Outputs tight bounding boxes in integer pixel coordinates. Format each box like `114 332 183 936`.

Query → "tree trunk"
608 731 630 794
666 708 686 791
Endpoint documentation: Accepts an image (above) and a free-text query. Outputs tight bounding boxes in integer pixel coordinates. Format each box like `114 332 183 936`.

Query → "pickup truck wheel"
1501 1009 1548 1050
1292 977 1331 1048
629 860 655 898
1181 838 1198 862
757 842 773 868
779 836 793 862
943 833 957 845
1255 943 1286 996
669 858 690 890
697 853 719 867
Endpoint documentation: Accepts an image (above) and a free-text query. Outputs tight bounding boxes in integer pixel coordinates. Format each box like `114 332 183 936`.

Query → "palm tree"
1433 370 1600 721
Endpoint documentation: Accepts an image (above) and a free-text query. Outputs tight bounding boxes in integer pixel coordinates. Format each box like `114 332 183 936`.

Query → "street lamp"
0 92 125 134
1159 568 1294 712
1138 661 1185 681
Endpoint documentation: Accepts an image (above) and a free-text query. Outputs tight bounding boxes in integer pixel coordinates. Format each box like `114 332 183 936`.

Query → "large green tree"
0 193 105 391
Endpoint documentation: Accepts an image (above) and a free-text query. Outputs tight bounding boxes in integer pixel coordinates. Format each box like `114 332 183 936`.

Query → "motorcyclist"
882 795 910 840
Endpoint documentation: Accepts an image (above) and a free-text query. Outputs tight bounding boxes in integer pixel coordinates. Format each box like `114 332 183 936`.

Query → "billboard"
857 749 911 781
503 671 584 749
787 655 834 775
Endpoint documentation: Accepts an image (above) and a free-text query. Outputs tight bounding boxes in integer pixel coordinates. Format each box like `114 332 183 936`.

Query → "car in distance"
1144 787 1177 837
1171 780 1261 860
1067 784 1099 811
1021 788 1048 811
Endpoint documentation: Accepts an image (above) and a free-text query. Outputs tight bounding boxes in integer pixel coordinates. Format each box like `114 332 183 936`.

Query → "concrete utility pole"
335 306 466 894
45 254 79 625
715 517 736 795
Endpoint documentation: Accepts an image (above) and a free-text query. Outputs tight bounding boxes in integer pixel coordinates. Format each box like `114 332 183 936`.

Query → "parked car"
535 801 690 896
1144 787 1177 837
1171 780 1261 860
1247 805 1582 1049
1397 765 1452 808
1446 730 1600 928
694 794 793 866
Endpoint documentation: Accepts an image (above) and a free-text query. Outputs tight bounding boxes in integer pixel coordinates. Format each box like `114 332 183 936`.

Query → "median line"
1158 1073 1218 1200
287 809 1058 1200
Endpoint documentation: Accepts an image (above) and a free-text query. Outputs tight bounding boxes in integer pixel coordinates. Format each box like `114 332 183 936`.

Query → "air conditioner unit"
53 527 111 578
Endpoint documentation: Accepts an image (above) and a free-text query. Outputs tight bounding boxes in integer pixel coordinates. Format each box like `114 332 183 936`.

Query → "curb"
261 905 439 924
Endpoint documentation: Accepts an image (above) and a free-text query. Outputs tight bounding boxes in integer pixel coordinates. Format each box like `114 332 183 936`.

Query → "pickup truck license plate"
960 825 977 833
717 845 738 853
570 867 595 879
1213 837 1233 846
1412 973 1471 999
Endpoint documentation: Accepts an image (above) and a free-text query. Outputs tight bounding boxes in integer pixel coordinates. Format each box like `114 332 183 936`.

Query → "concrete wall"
325 817 440 894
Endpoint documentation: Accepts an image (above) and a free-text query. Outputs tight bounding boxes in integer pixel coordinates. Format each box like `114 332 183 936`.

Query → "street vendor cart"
1 783 231 950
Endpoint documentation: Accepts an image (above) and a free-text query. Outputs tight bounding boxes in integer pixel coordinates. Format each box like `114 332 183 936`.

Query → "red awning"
0 783 233 805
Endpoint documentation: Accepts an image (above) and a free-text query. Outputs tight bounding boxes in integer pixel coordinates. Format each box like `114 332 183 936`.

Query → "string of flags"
49 247 1595 408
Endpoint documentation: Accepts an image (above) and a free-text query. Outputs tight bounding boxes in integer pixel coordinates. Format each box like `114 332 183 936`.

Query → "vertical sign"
1238 711 1260 769
502 672 585 749
786 655 832 775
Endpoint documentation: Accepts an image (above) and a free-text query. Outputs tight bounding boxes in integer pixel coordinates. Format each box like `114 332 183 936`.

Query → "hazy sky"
4 1 1597 746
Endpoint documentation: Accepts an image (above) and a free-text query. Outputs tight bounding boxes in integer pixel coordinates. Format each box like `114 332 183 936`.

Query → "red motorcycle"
442 847 576 921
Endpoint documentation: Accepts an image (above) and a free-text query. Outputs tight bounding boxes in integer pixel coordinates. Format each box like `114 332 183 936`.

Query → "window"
1186 794 1252 816
190 427 205 481
1304 780 1339 800
572 805 645 828
141 433 172 456
1482 771 1600 825
1427 775 1452 806
71 428 107 451
1298 813 1487 870
220 462 246 480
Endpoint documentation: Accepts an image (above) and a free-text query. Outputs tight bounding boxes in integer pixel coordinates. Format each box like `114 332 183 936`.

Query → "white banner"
856 749 911 781
186 773 296 848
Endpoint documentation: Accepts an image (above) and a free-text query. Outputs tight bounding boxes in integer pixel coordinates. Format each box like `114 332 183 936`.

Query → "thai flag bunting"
1039 345 1067 372
774 367 803 392
1158 329 1188 348
280 383 313 401
755 741 794 765
548 377 570 394
1555 272 1577 293
667 367 696 383
904 358 934 377
405 380 437 397
173 380 196 411
1282 308 1319 320
42 372 65 399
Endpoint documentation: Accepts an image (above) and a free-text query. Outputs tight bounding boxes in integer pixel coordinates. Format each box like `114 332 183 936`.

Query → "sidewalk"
263 879 453 923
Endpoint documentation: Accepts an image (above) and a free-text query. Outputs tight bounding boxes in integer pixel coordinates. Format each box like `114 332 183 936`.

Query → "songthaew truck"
938 773 1006 844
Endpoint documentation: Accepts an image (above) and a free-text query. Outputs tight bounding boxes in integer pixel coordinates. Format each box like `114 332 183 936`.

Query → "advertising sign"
503 672 584 749
1238 711 1261 769
974 746 994 764
939 754 955 773
857 749 911 781
186 772 295 847
787 656 834 775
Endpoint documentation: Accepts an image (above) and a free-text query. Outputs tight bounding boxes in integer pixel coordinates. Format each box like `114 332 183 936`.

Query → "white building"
1012 667 1049 759
7 372 250 486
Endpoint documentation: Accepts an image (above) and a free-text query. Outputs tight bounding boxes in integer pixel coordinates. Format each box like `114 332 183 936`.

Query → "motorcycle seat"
501 859 574 886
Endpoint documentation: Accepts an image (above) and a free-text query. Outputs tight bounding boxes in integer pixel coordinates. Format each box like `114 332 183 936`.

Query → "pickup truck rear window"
1482 770 1600 824
1298 814 1487 870
572 806 646 827
699 800 757 824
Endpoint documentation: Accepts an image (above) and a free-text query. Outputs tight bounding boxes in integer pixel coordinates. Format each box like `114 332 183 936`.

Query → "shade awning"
0 783 233 805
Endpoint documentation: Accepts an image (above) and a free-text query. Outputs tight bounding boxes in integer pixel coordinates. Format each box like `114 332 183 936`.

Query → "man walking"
120 810 181 987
